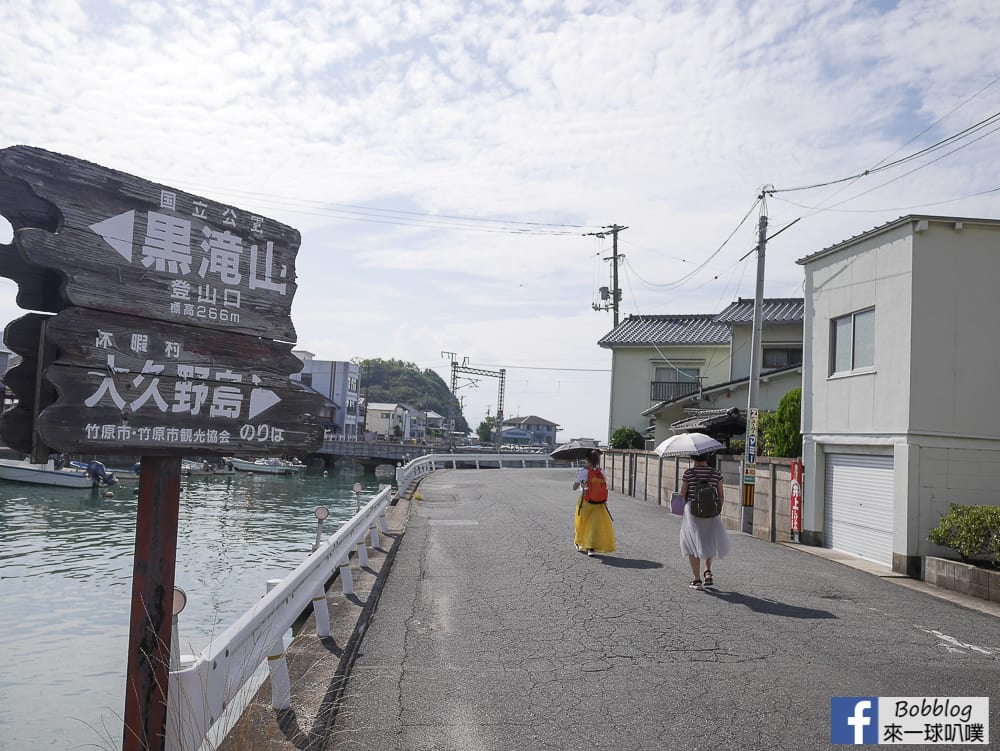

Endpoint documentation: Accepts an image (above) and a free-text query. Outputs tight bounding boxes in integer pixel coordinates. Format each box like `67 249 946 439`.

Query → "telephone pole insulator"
587 224 627 326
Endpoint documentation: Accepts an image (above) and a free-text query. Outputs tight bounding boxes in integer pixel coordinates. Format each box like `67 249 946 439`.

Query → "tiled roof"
714 297 804 324
598 314 730 347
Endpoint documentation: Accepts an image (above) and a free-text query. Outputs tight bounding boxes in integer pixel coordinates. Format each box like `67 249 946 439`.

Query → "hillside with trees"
357 358 469 434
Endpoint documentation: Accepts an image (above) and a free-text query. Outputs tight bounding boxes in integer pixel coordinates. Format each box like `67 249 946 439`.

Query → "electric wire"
768 108 1000 195
624 196 761 290
771 183 1000 214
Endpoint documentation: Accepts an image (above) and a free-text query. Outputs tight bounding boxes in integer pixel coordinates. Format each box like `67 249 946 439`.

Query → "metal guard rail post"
165 485 394 751
394 452 556 498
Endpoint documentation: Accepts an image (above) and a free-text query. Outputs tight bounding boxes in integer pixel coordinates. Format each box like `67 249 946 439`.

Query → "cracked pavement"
321 468 999 751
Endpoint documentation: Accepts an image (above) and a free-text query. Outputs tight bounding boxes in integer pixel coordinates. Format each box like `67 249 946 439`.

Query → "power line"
771 183 1000 214
130 177 604 236
769 107 1000 195
624 196 761 290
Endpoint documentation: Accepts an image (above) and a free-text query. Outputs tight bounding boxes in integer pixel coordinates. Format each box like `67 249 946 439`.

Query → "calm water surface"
0 466 389 750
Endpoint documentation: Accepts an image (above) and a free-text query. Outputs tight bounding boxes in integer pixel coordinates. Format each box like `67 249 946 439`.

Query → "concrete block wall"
604 450 799 543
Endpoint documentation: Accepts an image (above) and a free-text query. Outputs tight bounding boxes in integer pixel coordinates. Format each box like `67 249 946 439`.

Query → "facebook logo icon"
831 697 879 744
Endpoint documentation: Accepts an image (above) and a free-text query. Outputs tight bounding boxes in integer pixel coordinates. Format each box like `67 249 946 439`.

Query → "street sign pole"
741 203 768 533
0 147 325 751
122 456 182 751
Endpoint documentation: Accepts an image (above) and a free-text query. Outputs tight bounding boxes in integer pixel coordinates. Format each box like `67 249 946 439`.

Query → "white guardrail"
165 485 393 751
394 451 559 497
166 453 561 750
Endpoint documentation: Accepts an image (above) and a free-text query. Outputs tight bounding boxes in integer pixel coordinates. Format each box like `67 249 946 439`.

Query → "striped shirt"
682 465 723 501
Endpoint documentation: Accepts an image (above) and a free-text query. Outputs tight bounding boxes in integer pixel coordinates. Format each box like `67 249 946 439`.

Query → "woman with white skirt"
679 453 731 590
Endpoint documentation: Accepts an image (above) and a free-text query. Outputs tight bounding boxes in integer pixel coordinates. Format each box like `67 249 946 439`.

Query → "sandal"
688 579 704 591
703 570 714 587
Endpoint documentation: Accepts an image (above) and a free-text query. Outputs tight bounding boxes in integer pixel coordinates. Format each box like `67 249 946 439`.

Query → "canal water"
0 465 390 750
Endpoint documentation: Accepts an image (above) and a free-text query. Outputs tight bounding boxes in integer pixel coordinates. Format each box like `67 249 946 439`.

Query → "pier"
204 462 999 750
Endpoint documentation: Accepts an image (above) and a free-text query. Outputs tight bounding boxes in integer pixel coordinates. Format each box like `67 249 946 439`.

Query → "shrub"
928 503 1000 566
609 426 644 449
766 387 802 458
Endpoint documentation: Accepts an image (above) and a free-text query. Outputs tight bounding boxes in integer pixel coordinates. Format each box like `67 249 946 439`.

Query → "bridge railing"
395 452 559 497
165 485 393 751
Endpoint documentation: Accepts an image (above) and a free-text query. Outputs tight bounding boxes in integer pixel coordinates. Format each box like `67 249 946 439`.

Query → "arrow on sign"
248 388 281 419
89 210 135 261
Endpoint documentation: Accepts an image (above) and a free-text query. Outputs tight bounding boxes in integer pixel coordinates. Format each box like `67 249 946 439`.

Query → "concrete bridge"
309 438 434 470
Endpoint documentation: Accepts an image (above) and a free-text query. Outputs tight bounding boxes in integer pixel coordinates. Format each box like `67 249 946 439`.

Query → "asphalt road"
324 468 999 751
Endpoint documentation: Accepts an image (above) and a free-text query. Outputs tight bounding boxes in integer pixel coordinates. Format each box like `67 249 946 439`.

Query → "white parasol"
653 432 724 457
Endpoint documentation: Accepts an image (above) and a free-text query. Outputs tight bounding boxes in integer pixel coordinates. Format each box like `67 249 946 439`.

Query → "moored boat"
181 459 236 478
228 457 306 475
0 458 105 489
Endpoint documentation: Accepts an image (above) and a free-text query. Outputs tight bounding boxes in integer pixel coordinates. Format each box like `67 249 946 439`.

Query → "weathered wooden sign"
0 145 301 341
33 307 323 455
0 314 56 456
0 145 323 456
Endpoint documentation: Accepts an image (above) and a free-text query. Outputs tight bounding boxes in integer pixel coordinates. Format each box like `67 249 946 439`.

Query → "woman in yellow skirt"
573 449 616 556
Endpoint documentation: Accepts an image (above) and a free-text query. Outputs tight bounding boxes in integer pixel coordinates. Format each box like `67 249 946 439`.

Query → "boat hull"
229 457 305 475
0 459 97 488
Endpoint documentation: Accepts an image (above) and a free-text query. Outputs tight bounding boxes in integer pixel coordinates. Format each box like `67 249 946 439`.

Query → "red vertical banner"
790 459 803 539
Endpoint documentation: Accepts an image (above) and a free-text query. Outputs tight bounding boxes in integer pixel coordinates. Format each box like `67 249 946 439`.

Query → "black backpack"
690 479 722 518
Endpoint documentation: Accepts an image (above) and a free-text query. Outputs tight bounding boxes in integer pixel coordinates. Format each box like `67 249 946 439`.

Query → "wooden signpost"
0 146 323 751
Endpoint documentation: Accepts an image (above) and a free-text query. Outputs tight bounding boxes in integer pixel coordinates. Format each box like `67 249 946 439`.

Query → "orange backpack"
586 467 608 503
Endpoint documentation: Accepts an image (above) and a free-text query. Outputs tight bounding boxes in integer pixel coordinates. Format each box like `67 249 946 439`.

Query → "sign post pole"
1 147 324 751
122 456 182 751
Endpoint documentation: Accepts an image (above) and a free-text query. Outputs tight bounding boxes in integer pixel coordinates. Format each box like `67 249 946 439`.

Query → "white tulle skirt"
679 504 731 561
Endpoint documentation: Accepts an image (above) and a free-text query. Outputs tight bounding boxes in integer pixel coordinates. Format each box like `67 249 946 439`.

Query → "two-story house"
290 351 362 439
501 415 560 446
598 299 804 445
797 215 1000 575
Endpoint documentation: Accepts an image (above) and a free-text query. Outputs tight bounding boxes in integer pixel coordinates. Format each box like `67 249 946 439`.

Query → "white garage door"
823 453 894 567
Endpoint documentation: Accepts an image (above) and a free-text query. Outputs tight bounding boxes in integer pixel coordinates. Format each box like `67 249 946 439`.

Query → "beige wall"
802 223 915 437
603 450 799 542
648 368 802 445
607 344 729 436
910 222 1000 437
728 322 804 381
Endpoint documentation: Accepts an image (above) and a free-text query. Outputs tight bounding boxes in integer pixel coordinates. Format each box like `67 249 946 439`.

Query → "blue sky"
2 0 999 441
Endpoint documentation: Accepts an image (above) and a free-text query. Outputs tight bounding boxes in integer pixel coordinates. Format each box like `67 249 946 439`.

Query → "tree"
609 425 644 449
764 387 802 458
476 417 497 443
358 357 469 433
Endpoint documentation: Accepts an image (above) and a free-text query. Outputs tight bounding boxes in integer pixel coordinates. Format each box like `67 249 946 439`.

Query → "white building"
798 215 1000 575
290 351 362 439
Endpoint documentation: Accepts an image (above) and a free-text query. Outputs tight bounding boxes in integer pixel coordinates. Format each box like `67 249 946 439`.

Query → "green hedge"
928 504 1000 566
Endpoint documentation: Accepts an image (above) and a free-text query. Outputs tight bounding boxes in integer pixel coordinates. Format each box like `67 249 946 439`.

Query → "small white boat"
181 459 235 478
228 457 306 475
0 458 103 489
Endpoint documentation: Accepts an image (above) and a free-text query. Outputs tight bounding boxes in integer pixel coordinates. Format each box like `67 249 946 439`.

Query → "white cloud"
3 0 1000 440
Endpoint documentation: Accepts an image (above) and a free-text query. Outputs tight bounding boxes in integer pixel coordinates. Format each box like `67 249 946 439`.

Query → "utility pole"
741 194 768 533
588 224 627 327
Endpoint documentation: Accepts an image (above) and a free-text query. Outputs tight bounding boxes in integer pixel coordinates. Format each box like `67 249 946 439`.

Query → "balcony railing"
650 379 702 402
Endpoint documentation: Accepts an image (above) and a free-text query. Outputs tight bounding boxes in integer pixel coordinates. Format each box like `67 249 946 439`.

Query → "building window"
763 347 803 370
831 308 875 375
650 365 700 401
